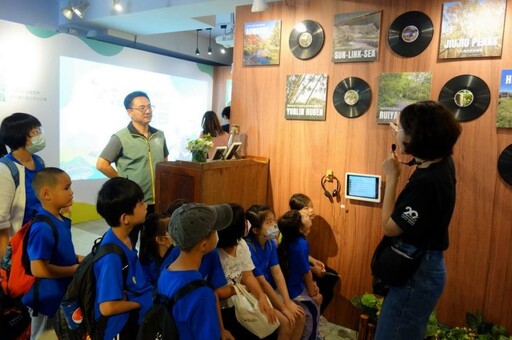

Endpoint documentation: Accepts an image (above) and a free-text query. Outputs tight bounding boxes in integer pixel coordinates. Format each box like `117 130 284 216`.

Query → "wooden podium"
155 157 269 213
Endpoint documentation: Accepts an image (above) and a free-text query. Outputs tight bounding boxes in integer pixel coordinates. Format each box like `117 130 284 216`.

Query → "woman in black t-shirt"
375 101 462 340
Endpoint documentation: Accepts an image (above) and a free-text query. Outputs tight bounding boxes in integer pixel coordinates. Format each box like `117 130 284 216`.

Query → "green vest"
115 127 166 204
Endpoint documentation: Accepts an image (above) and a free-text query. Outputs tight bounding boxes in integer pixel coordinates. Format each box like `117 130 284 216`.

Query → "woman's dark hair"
0 143 7 157
96 177 144 227
140 213 168 265
400 101 462 160
0 113 41 151
164 198 191 217
217 203 246 249
277 210 305 279
201 110 225 137
221 106 231 120
289 193 312 210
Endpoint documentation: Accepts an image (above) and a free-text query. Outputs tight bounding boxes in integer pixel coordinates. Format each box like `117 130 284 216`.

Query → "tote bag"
232 283 279 339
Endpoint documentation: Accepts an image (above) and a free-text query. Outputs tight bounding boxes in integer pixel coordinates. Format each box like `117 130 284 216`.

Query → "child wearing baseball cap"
156 203 232 339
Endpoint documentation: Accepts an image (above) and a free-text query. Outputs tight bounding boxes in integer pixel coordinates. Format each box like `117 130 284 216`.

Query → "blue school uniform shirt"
245 236 278 287
22 207 76 316
157 269 220 339
285 237 310 299
93 228 153 340
161 247 227 290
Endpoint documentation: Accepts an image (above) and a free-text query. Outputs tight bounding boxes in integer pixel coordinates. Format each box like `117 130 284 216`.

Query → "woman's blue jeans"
375 250 446 340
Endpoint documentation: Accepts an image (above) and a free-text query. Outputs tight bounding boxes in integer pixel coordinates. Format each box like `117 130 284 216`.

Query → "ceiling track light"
207 28 213 55
113 0 123 12
72 0 90 19
61 6 74 20
251 0 268 12
195 29 201 55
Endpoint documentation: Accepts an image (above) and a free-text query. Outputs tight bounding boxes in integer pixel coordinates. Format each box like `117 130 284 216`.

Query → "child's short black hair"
32 167 67 200
245 204 272 231
96 177 144 227
217 203 246 249
289 193 312 210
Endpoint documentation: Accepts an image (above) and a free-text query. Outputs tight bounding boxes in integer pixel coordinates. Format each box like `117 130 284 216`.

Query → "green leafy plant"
186 134 213 154
430 310 510 340
351 293 383 323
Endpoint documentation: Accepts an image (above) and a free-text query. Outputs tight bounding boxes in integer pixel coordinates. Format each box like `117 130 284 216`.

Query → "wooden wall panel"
231 0 512 331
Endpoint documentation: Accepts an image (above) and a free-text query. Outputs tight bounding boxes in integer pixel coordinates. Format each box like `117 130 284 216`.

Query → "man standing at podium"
96 90 168 244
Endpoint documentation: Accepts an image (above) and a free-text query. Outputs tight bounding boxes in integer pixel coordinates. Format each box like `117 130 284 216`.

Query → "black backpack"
137 279 208 340
54 237 128 340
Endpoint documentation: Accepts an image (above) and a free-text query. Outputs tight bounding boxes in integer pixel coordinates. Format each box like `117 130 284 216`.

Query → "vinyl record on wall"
388 11 434 58
289 20 324 60
498 144 512 186
333 77 371 118
438 74 491 122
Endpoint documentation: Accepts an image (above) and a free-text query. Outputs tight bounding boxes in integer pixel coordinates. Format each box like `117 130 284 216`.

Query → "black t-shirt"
391 157 456 250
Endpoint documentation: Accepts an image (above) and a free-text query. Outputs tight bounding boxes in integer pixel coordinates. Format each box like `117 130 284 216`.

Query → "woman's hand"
382 151 400 179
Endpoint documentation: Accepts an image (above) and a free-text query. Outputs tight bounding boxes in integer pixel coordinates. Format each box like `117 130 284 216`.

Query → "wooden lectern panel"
155 157 269 213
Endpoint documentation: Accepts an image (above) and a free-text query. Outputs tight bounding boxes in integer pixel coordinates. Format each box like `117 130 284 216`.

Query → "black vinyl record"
388 11 433 58
333 77 371 118
289 20 324 60
498 144 512 186
438 74 491 122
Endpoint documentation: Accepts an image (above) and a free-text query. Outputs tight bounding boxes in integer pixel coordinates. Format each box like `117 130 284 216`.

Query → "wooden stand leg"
357 314 369 340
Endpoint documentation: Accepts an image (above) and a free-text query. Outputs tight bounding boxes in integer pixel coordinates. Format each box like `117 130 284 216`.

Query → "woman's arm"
381 153 403 236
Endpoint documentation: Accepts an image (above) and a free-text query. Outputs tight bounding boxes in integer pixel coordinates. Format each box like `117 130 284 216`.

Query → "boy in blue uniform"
94 177 153 339
158 203 232 339
23 167 81 339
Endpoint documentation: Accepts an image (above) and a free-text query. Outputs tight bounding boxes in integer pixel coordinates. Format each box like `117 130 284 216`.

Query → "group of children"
19 164 337 340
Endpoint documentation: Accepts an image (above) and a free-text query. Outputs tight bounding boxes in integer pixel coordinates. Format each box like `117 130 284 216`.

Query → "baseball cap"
168 203 233 249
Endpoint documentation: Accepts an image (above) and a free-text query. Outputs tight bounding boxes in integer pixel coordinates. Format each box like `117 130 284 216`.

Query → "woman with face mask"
0 112 46 257
245 205 306 340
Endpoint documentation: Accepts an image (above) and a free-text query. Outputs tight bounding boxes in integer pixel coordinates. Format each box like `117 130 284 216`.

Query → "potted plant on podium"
186 133 213 162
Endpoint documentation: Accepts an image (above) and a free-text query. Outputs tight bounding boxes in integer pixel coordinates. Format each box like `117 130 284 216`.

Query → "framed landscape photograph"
243 20 281 66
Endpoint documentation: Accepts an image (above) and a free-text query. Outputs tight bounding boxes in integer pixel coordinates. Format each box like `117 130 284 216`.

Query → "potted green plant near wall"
351 293 383 340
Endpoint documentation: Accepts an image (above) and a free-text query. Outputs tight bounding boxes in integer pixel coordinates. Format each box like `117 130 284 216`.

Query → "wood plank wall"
226 0 512 331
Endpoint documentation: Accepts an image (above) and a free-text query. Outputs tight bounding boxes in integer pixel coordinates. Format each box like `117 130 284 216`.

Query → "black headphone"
321 174 341 200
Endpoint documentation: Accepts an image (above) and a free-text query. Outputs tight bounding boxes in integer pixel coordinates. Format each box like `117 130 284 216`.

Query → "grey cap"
168 203 233 249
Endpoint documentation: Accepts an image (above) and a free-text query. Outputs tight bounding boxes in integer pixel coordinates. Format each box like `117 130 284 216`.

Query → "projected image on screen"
59 56 208 180
345 172 381 203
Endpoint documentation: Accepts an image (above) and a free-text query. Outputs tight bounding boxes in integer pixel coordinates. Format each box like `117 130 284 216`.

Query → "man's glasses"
130 105 155 113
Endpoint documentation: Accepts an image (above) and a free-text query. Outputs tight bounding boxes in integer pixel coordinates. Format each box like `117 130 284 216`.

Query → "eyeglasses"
389 122 404 133
130 105 155 113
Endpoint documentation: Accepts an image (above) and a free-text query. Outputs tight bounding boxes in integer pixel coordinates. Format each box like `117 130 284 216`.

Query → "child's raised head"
164 198 191 217
289 193 315 220
32 167 73 212
217 203 246 249
277 210 313 242
96 177 146 228
140 213 172 264
168 203 232 253
245 205 279 242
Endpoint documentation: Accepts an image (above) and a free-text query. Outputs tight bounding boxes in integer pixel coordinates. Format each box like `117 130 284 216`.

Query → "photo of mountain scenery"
497 69 512 128
377 72 432 124
332 10 381 63
285 74 328 121
439 0 506 59
243 20 281 66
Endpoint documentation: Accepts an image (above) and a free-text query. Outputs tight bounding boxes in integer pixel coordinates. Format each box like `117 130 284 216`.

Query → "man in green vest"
96 90 168 244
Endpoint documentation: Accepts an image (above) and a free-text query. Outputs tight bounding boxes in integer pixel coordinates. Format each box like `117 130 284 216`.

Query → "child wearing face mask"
278 210 323 340
245 205 305 340
139 213 173 285
0 112 46 258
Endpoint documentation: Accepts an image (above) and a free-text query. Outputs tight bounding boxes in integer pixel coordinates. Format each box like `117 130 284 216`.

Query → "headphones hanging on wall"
321 174 341 200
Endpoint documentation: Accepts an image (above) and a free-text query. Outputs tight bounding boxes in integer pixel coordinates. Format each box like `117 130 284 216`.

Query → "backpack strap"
0 157 19 189
158 279 208 310
92 242 129 330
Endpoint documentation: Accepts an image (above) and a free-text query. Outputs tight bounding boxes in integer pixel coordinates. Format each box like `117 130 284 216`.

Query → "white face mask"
27 133 46 154
244 220 252 237
264 225 279 240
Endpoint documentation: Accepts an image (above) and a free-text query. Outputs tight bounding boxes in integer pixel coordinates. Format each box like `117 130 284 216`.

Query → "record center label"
334 49 376 60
